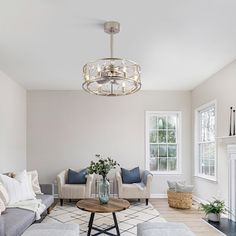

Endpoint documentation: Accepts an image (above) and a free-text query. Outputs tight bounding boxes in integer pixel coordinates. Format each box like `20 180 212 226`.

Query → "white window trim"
194 100 217 182
145 111 182 175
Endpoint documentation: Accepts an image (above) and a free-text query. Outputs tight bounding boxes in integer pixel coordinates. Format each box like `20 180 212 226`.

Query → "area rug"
43 201 166 235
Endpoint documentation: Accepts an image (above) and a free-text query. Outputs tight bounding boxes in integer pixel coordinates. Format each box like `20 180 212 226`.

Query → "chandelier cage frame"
82 21 141 96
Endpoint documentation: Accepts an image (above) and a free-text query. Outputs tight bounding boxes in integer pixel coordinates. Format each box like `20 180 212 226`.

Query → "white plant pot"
207 213 221 222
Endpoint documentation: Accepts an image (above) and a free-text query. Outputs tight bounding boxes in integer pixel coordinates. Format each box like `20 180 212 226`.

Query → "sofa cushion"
1 208 35 236
36 194 54 209
68 169 87 184
121 167 141 184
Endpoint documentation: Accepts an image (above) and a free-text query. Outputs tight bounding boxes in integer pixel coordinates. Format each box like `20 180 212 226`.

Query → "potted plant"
199 199 229 222
87 154 119 204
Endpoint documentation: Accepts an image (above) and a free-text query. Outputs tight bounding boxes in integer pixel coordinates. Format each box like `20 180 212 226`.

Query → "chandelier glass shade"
82 21 141 96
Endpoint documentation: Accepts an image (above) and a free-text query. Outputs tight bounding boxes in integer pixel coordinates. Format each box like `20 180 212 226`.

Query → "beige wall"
27 90 191 195
192 59 236 202
0 71 26 173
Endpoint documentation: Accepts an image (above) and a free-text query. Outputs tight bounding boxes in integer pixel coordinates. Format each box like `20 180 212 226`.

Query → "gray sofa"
0 184 54 236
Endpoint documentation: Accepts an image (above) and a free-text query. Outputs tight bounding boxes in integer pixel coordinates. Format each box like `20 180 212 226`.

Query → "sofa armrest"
57 170 67 186
115 171 122 189
142 170 153 191
85 174 94 197
57 170 67 198
40 184 54 195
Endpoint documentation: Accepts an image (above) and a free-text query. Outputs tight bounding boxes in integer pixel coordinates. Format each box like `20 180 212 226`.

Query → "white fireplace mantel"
217 135 236 145
217 136 236 222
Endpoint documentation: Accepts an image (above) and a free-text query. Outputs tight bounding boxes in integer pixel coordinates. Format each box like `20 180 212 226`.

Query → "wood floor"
150 198 225 236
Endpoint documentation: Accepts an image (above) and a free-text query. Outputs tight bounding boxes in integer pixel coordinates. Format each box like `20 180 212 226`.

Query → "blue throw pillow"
121 167 141 184
68 168 87 184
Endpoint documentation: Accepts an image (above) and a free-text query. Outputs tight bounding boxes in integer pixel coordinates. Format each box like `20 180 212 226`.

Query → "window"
195 101 216 181
146 111 181 174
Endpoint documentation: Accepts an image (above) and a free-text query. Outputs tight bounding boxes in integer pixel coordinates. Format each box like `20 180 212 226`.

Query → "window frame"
194 100 217 182
145 111 182 175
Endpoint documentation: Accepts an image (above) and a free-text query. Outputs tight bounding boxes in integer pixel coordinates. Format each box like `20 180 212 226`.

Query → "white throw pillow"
27 170 42 195
0 182 9 205
27 174 36 197
0 170 36 205
0 198 5 214
167 180 185 190
175 182 194 193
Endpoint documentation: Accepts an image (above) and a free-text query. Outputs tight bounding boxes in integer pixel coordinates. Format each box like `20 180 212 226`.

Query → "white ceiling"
0 0 236 90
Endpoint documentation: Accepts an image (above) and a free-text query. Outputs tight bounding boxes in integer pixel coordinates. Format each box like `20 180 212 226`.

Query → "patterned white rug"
43 201 166 235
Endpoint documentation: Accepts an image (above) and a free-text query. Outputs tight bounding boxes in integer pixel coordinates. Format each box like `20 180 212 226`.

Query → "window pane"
168 158 177 171
200 159 210 175
209 160 215 176
150 144 158 157
199 143 215 160
150 130 158 143
209 143 215 159
168 131 176 143
168 116 177 129
200 107 215 142
157 117 166 129
149 116 157 129
147 112 179 174
150 158 158 171
158 130 167 143
159 144 167 157
159 157 167 171
168 145 177 157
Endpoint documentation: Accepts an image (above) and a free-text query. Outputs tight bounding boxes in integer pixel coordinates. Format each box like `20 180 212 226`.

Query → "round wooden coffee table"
77 198 130 236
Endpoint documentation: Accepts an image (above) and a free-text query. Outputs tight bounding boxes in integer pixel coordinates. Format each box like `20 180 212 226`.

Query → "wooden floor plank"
150 198 225 236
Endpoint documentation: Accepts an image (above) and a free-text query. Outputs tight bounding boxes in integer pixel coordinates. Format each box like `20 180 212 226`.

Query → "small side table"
77 198 130 236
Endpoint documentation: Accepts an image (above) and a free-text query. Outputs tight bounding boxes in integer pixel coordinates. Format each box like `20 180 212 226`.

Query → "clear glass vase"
99 177 110 204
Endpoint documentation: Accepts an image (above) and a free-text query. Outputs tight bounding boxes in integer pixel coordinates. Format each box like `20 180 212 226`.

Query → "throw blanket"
7 199 46 220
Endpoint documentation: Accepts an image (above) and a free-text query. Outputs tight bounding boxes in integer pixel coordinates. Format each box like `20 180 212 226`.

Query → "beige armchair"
115 170 153 205
57 169 94 206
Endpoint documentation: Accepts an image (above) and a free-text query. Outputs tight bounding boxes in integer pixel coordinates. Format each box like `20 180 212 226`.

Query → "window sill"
151 171 183 175
194 174 217 183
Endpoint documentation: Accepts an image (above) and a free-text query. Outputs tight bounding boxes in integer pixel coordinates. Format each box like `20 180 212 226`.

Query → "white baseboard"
151 193 167 198
193 195 207 204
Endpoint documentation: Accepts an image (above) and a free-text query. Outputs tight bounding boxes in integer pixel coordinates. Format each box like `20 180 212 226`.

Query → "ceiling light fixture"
82 21 141 96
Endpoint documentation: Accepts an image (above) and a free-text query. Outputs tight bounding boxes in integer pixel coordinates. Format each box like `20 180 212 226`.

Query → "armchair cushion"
121 167 141 184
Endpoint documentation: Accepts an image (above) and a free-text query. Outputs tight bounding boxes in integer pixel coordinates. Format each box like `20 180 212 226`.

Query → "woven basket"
167 191 192 209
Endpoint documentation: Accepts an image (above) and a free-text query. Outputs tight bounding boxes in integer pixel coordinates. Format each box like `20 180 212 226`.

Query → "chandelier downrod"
110 33 114 58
